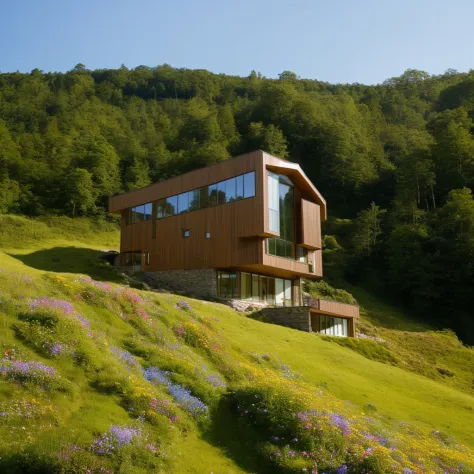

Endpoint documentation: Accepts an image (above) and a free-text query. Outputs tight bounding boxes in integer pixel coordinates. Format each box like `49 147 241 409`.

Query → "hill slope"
0 215 473 473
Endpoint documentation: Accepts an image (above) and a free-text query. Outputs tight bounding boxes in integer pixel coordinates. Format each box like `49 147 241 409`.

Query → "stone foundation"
144 269 217 299
261 306 312 332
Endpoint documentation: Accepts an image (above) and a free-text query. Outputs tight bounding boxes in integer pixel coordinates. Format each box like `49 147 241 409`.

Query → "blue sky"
1 0 473 84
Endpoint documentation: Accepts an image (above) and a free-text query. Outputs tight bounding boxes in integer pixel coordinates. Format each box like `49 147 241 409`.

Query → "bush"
303 280 355 305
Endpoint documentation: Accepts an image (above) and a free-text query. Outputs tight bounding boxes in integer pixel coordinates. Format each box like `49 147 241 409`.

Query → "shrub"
303 280 355 305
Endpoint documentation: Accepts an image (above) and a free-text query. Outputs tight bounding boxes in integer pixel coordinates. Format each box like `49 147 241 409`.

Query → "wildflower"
144 367 208 417
329 413 350 436
174 300 191 311
49 343 63 356
90 425 141 455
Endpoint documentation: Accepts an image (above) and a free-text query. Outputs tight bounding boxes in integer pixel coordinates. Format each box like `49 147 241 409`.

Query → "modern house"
108 150 359 337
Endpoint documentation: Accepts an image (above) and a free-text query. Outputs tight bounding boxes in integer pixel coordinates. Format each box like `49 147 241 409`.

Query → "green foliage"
303 279 355 305
1 64 474 344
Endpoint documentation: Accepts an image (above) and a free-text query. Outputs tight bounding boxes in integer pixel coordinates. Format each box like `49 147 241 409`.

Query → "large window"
127 171 256 225
319 316 348 337
240 272 293 307
267 171 296 260
217 271 238 299
268 171 280 233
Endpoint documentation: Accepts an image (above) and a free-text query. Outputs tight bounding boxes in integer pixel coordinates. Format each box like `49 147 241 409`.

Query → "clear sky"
1 0 473 85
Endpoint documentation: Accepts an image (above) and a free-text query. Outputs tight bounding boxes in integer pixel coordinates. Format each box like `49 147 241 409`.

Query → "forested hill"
1 64 474 343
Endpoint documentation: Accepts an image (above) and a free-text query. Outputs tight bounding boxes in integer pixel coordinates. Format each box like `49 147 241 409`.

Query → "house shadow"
8 247 123 282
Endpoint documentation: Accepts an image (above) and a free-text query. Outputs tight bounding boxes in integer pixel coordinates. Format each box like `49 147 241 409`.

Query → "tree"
246 122 288 158
65 168 96 216
0 178 20 213
279 71 298 81
352 202 386 256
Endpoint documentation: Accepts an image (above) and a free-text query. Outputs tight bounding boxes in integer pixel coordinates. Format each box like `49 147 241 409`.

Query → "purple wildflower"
329 413 350 436
110 347 137 368
337 466 348 474
174 300 192 311
0 359 55 384
144 366 208 417
90 425 141 455
49 343 63 356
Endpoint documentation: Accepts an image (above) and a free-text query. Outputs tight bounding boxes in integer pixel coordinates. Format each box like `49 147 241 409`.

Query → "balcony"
302 295 360 319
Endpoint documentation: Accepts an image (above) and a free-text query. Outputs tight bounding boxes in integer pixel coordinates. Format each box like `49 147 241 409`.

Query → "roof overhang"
263 153 327 221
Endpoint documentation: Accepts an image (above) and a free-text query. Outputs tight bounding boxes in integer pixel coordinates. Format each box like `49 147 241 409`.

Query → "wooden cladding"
300 199 321 250
110 150 263 214
112 150 327 280
310 299 360 319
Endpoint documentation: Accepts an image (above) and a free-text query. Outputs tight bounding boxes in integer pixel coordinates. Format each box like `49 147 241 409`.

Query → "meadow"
0 215 473 473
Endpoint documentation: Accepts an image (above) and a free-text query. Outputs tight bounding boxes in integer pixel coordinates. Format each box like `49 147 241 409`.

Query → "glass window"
156 198 166 219
260 276 267 302
189 189 200 211
208 184 217 206
218 271 237 298
236 175 244 200
319 316 348 337
230 272 238 298
218 271 230 298
252 274 259 302
241 272 252 299
200 186 209 209
280 182 294 242
182 229 190 238
166 195 177 216
217 181 226 205
177 192 189 214
266 277 275 305
134 205 145 222
225 177 237 202
275 278 284 306
268 171 280 234
266 172 295 260
297 246 307 263
284 280 292 307
123 252 141 266
144 203 152 221
244 172 255 198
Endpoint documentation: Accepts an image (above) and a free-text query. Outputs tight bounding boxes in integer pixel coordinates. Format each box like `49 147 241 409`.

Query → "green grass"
0 214 473 473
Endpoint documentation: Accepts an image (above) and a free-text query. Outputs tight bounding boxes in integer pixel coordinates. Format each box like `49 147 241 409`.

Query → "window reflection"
126 171 256 225
267 171 296 260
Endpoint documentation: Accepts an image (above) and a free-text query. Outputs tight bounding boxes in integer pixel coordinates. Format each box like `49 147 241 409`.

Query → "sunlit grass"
0 215 473 473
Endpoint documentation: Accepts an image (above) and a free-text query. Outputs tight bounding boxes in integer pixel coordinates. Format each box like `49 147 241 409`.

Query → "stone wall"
144 269 217 298
261 306 312 332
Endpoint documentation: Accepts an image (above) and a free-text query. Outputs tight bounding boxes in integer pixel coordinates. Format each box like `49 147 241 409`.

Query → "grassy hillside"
0 215 473 473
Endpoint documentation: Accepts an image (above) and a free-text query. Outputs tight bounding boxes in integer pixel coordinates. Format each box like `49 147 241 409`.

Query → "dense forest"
1 64 474 342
